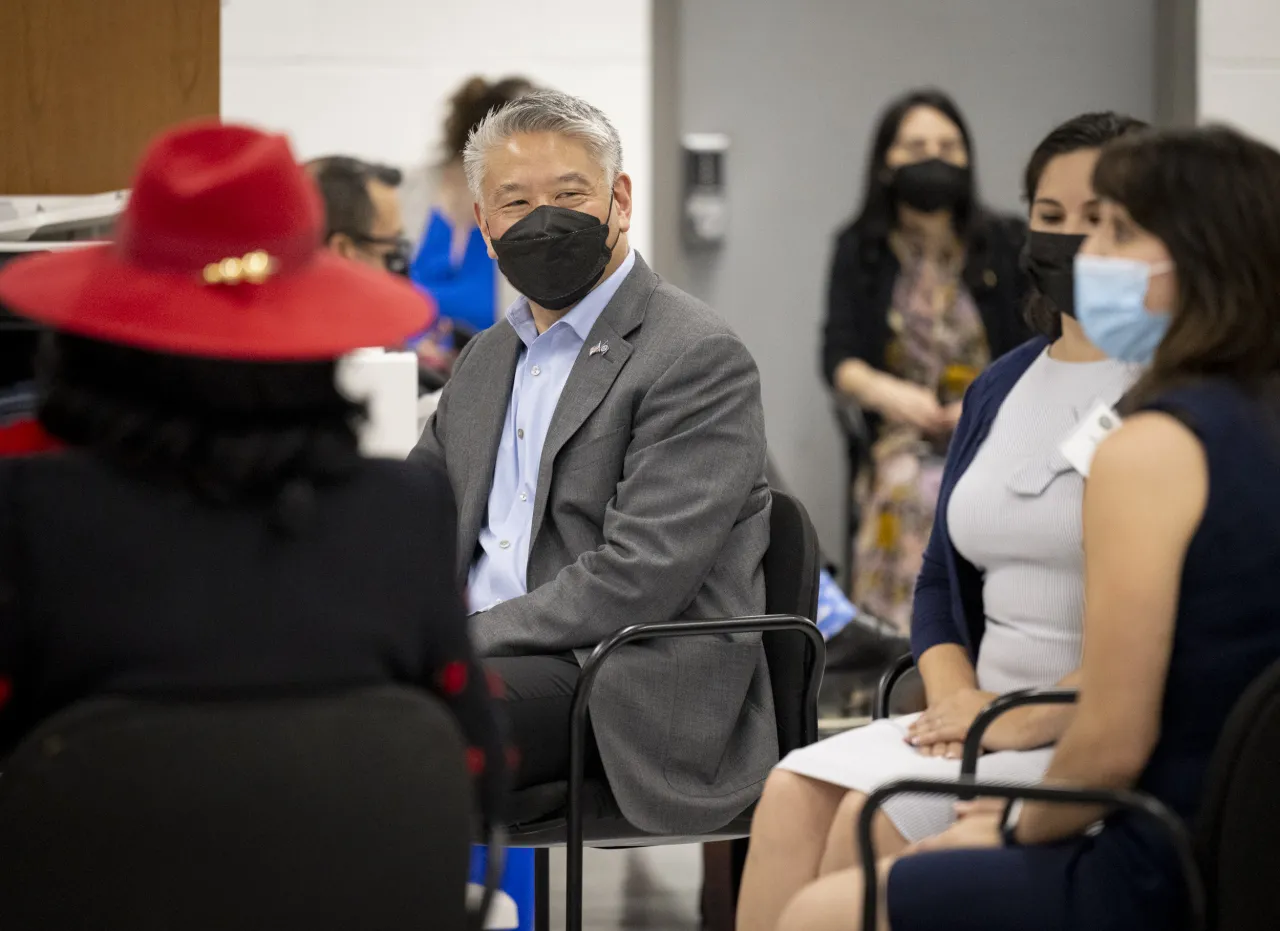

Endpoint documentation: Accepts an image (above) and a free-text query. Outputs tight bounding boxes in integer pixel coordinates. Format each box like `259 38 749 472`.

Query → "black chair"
0 686 496 931
504 490 826 931
857 657 1280 930
874 651 925 720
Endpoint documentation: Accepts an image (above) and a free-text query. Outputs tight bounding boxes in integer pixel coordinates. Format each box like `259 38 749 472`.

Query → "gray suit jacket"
410 254 776 834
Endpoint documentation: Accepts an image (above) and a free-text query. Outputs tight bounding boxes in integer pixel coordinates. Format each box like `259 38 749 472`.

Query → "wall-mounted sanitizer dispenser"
682 132 729 248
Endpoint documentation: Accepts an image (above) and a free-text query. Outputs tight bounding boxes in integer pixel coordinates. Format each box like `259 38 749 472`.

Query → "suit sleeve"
822 230 875 385
414 462 509 827
408 335 479 473
471 332 767 656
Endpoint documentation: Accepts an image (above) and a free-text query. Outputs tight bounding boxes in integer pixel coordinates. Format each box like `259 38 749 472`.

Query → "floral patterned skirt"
853 432 947 636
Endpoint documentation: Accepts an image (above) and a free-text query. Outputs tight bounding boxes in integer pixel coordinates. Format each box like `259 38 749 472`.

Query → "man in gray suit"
411 91 774 835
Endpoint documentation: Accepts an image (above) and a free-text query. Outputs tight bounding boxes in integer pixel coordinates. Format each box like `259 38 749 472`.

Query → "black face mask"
891 159 971 213
489 198 616 311
1022 231 1088 318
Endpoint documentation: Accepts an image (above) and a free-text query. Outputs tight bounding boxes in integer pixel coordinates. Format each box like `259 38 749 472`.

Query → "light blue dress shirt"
468 249 636 615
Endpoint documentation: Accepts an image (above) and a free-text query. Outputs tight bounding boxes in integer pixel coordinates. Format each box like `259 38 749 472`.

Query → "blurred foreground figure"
0 121 507 828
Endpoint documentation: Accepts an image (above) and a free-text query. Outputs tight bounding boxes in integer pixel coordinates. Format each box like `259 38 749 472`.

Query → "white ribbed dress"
778 349 1140 841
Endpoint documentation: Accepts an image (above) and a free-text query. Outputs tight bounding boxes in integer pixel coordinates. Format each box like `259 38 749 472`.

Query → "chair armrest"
571 615 827 765
559 615 824 930
874 653 918 720
959 688 1079 779
856 777 1205 931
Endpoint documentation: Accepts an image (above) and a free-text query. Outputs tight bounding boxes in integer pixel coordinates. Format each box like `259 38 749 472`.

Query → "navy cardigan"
910 336 1051 661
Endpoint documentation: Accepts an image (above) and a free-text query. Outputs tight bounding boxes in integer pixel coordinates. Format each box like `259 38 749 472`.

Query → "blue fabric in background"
411 209 499 335
816 568 858 641
470 846 535 930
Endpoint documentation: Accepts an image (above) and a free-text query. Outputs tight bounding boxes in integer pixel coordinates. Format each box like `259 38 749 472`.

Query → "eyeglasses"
335 231 412 276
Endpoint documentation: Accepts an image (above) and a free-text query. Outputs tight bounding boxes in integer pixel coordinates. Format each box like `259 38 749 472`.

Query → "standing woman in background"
401 75 534 342
824 88 1031 632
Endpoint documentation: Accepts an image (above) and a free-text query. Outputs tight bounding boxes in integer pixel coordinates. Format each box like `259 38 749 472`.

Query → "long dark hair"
1093 126 1280 407
853 89 980 242
850 88 994 290
37 334 366 527
1020 111 1148 336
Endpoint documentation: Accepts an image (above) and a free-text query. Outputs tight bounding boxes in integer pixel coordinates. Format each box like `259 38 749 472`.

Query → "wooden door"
0 0 220 195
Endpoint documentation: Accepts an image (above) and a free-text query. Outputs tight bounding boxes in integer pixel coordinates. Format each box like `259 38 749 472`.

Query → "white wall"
1199 0 1280 146
221 0 653 256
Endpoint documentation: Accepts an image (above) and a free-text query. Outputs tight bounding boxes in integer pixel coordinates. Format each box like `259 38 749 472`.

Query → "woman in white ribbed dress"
738 112 1149 931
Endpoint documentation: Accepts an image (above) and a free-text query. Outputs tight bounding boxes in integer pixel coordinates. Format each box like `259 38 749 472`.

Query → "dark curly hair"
1020 111 1148 336
36 334 366 530
443 76 534 162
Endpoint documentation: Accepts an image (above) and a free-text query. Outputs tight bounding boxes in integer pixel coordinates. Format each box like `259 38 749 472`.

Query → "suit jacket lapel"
455 324 522 581
530 255 659 536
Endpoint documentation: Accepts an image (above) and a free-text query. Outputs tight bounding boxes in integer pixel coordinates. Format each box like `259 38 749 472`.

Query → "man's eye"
504 200 528 209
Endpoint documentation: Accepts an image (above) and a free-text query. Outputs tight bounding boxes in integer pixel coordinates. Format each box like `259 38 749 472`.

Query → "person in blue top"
769 125 1280 931
402 75 534 344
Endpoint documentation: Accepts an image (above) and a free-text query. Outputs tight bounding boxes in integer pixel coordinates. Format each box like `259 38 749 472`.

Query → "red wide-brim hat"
0 120 433 361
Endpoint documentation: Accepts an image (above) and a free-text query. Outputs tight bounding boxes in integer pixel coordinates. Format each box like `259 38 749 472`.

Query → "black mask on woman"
1022 231 1088 318
891 159 971 213
490 197 616 311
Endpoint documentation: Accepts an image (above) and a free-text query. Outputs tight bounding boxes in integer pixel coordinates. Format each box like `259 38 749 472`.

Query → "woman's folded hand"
906 688 998 757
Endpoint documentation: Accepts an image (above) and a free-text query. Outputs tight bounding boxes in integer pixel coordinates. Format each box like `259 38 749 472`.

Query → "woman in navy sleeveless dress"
773 127 1280 931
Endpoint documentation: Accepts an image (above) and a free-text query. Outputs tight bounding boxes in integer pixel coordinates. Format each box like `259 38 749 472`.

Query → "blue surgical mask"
1074 254 1174 363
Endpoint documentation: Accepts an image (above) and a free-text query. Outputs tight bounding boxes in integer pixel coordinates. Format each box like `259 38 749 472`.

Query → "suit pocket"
555 423 629 475
663 638 776 797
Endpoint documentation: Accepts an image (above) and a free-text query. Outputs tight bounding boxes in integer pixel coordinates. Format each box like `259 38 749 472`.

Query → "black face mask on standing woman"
891 158 972 214
489 196 617 311
1022 231 1088 318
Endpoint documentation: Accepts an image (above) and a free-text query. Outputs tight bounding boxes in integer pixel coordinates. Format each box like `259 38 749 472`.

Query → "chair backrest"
0 686 474 931
762 490 822 754
1194 657 1280 931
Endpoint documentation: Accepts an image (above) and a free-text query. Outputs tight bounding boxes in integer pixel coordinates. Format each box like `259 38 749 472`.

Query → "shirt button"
519 492 528 502
517 428 525 439
531 365 541 376
499 540 511 550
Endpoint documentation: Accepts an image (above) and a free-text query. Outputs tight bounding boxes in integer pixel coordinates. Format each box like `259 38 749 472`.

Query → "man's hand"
907 688 997 756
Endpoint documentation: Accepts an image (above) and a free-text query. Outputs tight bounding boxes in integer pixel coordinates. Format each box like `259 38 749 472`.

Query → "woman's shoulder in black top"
822 209 1031 385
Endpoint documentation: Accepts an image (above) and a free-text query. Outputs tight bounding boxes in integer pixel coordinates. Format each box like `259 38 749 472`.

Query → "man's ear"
327 233 359 261
475 203 498 260
612 173 634 234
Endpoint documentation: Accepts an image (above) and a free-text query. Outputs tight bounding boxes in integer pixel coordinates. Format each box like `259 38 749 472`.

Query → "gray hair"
463 90 623 200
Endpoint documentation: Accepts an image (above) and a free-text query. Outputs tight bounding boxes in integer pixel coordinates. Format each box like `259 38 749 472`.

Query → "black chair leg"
534 848 551 931
565 836 584 931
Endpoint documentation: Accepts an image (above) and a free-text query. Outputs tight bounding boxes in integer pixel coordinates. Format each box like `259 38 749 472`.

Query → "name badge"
1059 401 1122 477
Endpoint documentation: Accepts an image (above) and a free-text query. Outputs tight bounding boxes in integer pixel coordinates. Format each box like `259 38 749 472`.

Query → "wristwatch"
1000 799 1024 847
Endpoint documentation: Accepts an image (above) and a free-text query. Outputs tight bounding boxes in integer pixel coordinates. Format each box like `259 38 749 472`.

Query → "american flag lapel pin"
589 341 609 358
